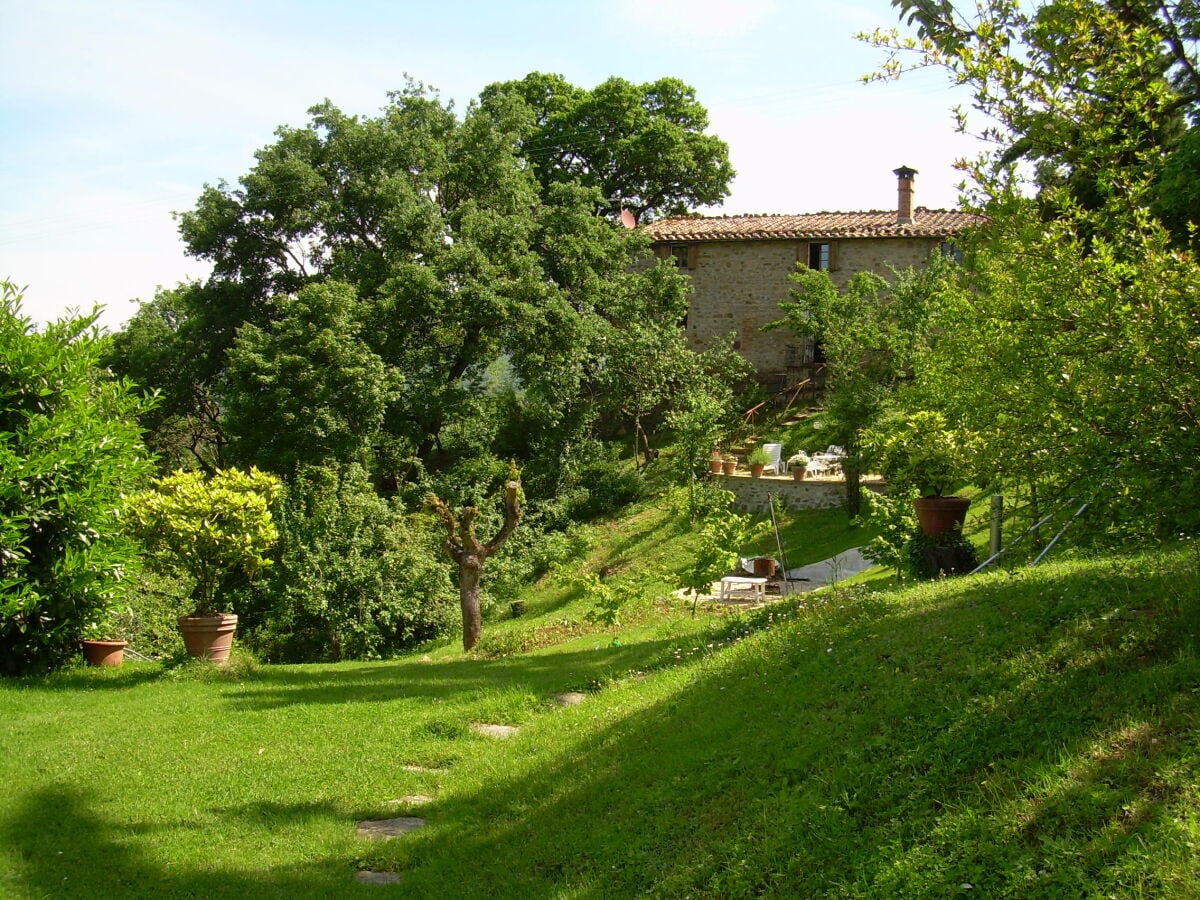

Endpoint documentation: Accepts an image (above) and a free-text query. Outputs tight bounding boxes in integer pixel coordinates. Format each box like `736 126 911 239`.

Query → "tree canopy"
863 0 1200 537
107 74 739 492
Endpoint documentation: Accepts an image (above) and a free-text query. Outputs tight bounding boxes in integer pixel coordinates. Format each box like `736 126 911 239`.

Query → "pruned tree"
427 477 522 651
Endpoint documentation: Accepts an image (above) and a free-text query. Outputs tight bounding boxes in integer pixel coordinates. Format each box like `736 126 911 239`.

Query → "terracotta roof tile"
645 208 981 242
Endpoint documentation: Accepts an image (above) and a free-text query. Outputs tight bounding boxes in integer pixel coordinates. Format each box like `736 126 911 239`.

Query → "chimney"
893 165 917 224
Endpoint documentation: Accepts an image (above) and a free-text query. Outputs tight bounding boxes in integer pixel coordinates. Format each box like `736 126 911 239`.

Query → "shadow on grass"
223 637 687 712
0 785 387 899
372 555 1200 897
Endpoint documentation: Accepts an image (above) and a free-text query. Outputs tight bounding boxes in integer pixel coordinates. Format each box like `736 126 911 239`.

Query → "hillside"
3 501 1199 897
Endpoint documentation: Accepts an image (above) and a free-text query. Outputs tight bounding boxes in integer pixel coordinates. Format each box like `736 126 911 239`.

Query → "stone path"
357 871 403 884
471 722 520 738
553 691 587 706
357 816 427 839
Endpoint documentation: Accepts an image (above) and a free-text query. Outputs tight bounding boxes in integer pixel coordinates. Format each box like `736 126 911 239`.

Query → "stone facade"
716 473 887 514
643 168 981 383
678 236 944 374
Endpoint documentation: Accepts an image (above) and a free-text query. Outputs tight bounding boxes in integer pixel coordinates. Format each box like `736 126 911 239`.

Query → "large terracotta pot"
178 614 238 664
752 557 777 578
709 457 724 475
749 463 766 478
913 496 971 537
82 639 127 667
722 460 737 475
792 467 807 481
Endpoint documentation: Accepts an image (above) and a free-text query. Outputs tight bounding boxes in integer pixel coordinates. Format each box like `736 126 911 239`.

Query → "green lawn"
4 498 1200 897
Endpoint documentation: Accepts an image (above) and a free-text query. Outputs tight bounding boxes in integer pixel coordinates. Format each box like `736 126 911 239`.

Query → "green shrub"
0 285 154 675
240 465 456 662
124 467 281 616
560 441 643 521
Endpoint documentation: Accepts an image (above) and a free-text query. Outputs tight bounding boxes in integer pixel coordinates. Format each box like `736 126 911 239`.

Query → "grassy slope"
3 496 1199 898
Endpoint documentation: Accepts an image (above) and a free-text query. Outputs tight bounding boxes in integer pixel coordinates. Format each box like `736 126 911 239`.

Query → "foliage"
787 451 810 467
124 468 281 616
240 465 455 662
222 282 402 477
665 389 737 520
113 569 186 658
577 572 629 627
858 1 1200 538
478 72 735 223
856 487 920 579
905 527 980 580
767 261 951 516
746 446 772 466
102 282 228 473
867 409 970 497
137 75 734 494
681 511 752 609
0 283 154 675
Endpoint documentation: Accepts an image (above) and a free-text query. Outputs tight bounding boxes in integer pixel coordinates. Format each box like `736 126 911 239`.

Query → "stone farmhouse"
643 167 980 393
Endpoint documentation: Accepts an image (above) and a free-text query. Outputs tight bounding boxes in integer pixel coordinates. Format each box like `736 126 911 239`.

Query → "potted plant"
722 454 738 476
747 447 771 478
709 449 724 475
788 451 810 481
125 467 281 663
873 411 971 537
81 627 128 667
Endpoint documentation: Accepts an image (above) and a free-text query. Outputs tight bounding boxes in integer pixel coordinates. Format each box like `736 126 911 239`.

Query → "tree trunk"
427 478 522 653
458 556 483 651
844 464 863 519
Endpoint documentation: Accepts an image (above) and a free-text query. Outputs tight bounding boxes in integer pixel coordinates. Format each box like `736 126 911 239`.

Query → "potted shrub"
788 451 810 481
125 468 281 663
747 447 771 478
722 454 738 476
873 411 971 537
708 449 724 475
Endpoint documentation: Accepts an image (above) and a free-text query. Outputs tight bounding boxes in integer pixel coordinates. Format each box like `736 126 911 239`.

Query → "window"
808 242 830 271
940 241 964 263
670 244 697 270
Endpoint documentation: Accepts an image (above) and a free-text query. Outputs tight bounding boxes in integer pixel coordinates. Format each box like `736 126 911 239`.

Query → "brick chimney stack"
894 165 917 224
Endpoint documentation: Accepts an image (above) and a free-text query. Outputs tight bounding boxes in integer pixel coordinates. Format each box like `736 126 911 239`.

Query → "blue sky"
0 0 980 328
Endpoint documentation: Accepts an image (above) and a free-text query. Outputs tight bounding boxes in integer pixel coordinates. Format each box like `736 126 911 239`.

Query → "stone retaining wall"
717 474 886 514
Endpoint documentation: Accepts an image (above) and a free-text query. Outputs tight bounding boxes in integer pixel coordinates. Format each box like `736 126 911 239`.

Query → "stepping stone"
553 691 587 706
357 871 403 884
386 794 434 806
357 817 426 839
402 764 445 773
471 722 519 738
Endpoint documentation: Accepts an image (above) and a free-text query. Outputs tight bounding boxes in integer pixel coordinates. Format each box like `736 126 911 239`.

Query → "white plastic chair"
762 443 785 475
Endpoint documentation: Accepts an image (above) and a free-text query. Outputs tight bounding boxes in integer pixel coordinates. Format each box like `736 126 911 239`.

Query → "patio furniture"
718 575 768 603
762 443 785 475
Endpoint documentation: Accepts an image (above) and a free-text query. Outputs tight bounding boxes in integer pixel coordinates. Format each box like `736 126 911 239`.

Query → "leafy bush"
110 569 187 658
559 440 643 521
240 465 456 662
0 285 154 675
124 468 281 616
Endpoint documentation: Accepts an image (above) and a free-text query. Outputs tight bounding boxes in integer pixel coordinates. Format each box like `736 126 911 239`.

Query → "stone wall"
683 237 942 373
717 474 886 514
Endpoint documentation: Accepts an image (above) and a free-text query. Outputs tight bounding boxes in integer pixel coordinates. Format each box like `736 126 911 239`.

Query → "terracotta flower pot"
722 460 737 475
913 496 971 537
82 639 127 667
792 467 807 481
709 458 724 475
749 463 766 478
178 613 238 664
